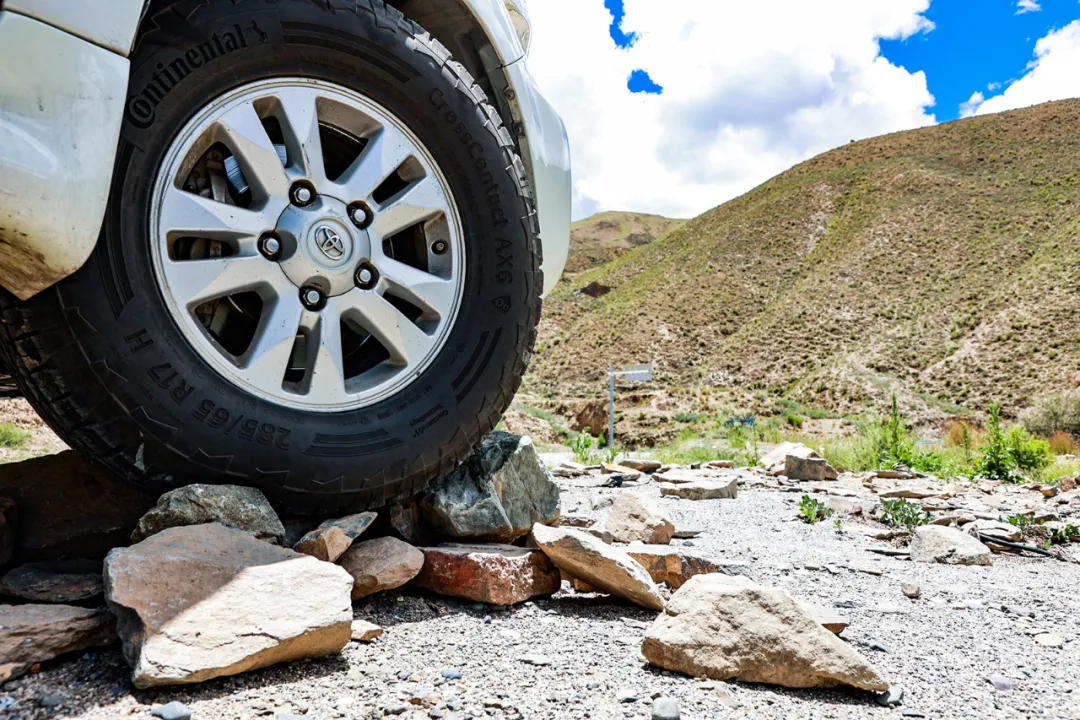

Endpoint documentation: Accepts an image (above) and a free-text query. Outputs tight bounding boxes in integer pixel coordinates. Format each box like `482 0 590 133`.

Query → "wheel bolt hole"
431 240 449 255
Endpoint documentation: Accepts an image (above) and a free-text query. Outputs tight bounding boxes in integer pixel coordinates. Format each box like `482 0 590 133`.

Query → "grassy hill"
565 211 685 273
528 99 1080 423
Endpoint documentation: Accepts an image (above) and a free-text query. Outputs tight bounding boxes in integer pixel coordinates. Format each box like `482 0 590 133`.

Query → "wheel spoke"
377 257 457 318
162 255 273 309
215 101 290 200
369 176 448 239
237 294 304 382
334 125 415 203
341 289 433 367
159 185 269 244
305 305 346 403
275 88 327 186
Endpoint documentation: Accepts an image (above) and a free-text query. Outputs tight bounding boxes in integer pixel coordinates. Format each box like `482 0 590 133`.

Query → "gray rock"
131 484 285 544
616 688 639 703
785 455 826 482
651 697 680 720
876 685 904 706
910 525 992 566
151 701 193 720
658 478 738 500
417 433 560 543
988 674 1017 692
901 582 921 599
1 559 103 603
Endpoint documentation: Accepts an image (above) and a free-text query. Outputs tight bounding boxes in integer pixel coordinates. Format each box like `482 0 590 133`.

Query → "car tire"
0 0 542 515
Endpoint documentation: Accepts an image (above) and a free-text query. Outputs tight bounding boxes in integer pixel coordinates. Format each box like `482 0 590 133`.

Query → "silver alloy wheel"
150 78 465 412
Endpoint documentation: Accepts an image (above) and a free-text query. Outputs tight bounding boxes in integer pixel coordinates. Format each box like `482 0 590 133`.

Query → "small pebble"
38 695 65 708
901 582 921 599
616 688 639 703
876 685 904 707
440 668 463 680
988 675 1018 692
651 696 680 719
151 702 192 720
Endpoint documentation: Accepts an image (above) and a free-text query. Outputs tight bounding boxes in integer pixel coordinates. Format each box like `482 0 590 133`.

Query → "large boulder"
641 575 887 691
601 493 674 544
293 512 377 563
0 603 116 664
338 536 425 600
659 479 737 500
626 546 725 589
413 544 560 605
416 433 560 543
131 484 285 544
1 559 103 603
104 523 353 688
0 451 155 562
530 524 665 611
910 525 992 566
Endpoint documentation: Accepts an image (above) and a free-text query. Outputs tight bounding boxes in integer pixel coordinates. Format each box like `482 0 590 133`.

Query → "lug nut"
355 262 379 290
291 184 314 206
301 287 324 309
259 235 281 259
350 206 369 227
431 240 449 255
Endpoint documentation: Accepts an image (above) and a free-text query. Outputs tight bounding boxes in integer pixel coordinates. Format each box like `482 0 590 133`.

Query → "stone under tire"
0 0 542 516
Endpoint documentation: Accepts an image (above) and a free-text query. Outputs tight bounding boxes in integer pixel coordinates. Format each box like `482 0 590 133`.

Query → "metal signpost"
608 363 653 448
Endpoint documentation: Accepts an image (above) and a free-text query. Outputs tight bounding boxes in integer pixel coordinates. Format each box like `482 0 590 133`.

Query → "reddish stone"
414 543 560 605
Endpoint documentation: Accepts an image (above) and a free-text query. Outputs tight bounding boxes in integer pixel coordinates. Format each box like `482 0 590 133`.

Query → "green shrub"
0 423 30 449
674 411 705 424
1021 392 1080 437
798 495 833 524
975 405 1023 483
1004 425 1053 474
783 412 804 429
879 498 931 533
1007 513 1038 535
571 431 596 464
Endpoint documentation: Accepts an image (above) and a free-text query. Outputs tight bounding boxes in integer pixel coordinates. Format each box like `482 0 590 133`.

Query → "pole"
609 364 615 450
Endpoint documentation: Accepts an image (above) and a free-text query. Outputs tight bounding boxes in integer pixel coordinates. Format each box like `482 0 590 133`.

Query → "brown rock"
350 620 383 642
642 575 887 691
1058 475 1077 493
601 463 643 481
1 559 103 603
785 455 826 482
0 662 31 683
338 536 425 600
659 479 737 500
530 524 664 611
0 451 155 562
104 523 353 688
707 460 735 470
0 603 116 664
293 512 377 563
601 493 674 544
620 459 662 473
627 545 722 589
413 543 560 605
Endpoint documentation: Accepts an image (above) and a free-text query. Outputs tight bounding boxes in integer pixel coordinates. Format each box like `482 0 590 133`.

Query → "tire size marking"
193 399 291 450
148 363 195 406
410 403 447 438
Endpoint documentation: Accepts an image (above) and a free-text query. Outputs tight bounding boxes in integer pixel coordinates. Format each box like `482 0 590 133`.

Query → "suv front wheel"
0 0 542 515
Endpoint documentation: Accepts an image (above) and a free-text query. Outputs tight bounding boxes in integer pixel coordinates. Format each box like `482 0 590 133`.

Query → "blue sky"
882 0 1080 120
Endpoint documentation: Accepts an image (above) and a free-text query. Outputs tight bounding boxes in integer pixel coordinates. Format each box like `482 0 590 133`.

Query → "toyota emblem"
314 225 346 260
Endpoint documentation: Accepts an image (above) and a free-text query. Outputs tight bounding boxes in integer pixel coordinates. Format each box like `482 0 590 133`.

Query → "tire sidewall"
64 0 537 510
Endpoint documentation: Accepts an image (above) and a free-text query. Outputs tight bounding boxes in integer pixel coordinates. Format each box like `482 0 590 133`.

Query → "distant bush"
1021 392 1080 438
571 431 597 464
1005 425 1053 474
0 423 29 449
783 412 804 429
1048 430 1079 456
674 411 705 424
975 405 1024 483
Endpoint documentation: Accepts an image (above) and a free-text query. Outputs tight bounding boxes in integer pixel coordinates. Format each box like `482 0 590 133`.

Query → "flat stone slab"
413 543 560 605
659 478 738 500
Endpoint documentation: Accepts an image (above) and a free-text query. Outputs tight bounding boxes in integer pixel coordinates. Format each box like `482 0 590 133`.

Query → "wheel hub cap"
276 196 368 297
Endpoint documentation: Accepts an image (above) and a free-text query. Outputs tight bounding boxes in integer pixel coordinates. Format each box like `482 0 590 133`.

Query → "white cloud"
1015 0 1041 14
963 20 1080 118
959 91 986 118
527 0 937 220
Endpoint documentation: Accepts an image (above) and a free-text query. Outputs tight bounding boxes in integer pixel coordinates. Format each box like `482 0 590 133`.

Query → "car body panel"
0 11 129 299
4 0 145 55
0 0 569 299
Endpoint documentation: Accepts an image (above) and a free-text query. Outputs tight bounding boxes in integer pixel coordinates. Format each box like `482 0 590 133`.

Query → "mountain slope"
529 99 1080 419
565 211 685 274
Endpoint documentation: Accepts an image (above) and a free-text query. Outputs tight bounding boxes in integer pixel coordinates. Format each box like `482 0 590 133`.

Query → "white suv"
0 0 570 513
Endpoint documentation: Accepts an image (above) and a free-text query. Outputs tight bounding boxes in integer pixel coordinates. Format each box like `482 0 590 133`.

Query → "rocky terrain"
526 99 1080 424
563 212 685 276
2 435 1078 720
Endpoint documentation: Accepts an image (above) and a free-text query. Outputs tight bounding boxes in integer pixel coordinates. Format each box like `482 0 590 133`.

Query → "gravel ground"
3 478 1079 720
